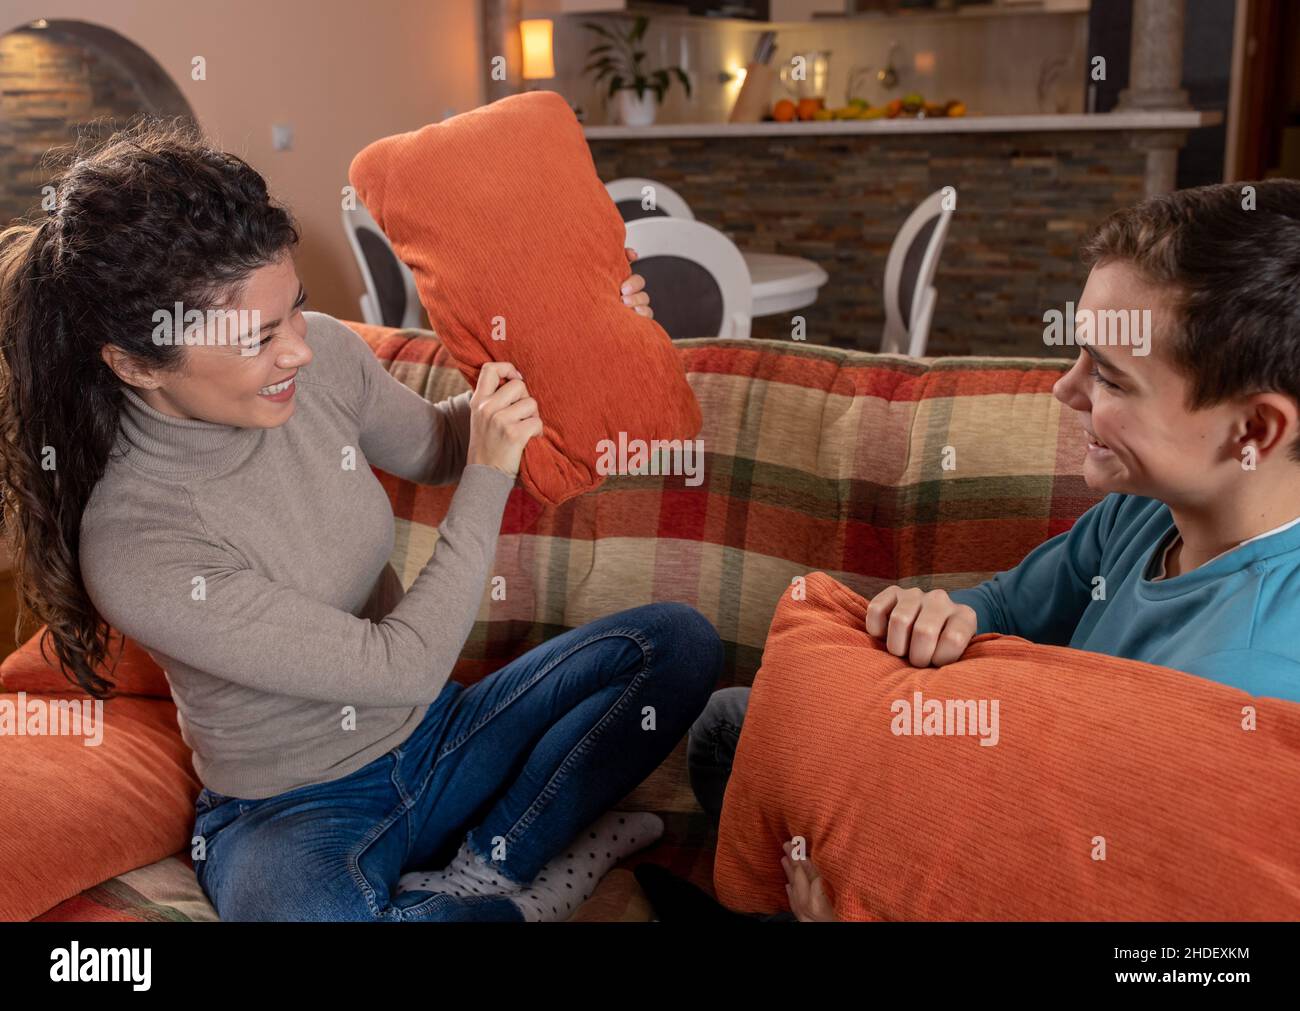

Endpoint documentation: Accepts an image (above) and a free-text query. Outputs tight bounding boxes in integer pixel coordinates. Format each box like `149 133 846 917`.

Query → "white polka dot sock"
507 811 664 922
397 837 523 899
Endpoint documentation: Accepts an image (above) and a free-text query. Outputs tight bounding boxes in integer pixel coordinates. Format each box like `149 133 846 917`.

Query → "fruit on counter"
826 102 875 119
771 94 966 122
796 97 824 121
881 94 967 119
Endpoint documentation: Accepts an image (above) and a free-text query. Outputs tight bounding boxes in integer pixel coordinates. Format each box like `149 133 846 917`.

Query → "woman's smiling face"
1051 260 1243 509
102 252 313 428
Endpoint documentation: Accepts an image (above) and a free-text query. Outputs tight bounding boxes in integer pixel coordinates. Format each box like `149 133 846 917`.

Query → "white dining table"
741 251 830 317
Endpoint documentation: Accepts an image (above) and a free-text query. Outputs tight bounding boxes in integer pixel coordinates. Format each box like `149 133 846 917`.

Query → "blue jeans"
685 686 797 922
686 685 752 832
192 603 723 921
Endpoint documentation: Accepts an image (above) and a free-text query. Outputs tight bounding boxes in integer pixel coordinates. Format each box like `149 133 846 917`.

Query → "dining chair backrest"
624 217 752 340
605 177 696 223
881 189 954 357
341 202 425 329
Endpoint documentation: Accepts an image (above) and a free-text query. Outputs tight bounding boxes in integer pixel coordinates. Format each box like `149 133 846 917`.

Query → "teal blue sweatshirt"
946 493 1300 703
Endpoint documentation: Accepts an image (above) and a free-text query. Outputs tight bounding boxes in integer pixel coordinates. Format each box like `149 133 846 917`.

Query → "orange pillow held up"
348 90 702 507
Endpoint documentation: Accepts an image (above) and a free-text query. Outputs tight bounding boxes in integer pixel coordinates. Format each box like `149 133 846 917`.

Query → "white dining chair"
610 177 830 323
880 189 955 357
605 177 696 222
624 217 752 340
341 202 424 329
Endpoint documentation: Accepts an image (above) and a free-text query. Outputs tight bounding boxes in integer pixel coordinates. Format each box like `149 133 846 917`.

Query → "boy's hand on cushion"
865 585 978 668
622 246 653 318
466 361 543 478
781 840 838 921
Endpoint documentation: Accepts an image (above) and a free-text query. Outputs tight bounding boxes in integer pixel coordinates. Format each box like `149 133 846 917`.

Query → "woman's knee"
638 602 724 672
634 602 725 707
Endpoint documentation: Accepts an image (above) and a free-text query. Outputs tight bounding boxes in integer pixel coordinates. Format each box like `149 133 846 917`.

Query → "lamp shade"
520 19 555 80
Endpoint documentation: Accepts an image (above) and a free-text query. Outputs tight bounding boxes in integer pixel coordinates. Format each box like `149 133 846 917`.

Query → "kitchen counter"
586 107 1223 356
584 110 1221 140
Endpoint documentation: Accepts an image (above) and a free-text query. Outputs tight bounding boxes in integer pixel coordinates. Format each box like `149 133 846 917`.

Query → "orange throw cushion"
714 572 1300 920
347 90 702 507
0 627 169 698
0 693 199 920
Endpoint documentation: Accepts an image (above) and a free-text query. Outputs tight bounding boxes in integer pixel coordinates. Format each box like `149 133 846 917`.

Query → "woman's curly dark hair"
0 116 299 697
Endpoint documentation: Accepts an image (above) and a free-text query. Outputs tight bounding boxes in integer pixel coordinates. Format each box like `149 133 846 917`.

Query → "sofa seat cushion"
0 693 200 920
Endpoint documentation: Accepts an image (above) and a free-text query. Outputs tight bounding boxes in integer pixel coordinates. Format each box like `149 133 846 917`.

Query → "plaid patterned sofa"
33 321 1101 922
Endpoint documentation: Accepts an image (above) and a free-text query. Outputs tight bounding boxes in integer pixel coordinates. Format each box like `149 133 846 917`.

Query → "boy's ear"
1240 392 1300 461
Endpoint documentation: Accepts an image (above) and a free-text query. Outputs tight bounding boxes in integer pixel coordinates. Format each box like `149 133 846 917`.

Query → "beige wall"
546 9 1088 125
1 0 484 322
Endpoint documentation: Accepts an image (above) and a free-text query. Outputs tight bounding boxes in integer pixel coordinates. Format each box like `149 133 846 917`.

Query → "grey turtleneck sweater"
78 311 514 799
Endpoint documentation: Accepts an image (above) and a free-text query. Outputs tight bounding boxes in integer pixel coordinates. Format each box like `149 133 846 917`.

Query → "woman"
0 118 723 922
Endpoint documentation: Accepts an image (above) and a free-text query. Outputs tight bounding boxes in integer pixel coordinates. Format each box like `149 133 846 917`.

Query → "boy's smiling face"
1053 260 1251 509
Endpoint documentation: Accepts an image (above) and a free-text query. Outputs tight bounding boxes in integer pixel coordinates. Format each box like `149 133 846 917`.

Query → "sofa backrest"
344 320 1102 688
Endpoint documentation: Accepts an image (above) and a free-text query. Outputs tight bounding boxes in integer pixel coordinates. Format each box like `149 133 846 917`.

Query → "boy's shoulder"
1077 492 1171 542
1102 491 1167 523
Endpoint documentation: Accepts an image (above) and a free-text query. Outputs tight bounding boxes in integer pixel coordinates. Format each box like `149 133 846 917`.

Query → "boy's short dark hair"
1081 179 1300 463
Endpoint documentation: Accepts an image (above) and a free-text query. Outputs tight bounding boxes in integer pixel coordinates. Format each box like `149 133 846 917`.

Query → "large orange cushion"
714 572 1300 920
0 693 199 920
347 90 702 507
0 627 169 698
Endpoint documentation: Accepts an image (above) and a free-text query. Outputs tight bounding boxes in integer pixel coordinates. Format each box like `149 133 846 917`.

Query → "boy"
683 179 1300 920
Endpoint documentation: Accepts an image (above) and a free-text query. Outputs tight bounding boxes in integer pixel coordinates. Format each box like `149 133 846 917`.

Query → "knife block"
729 62 776 123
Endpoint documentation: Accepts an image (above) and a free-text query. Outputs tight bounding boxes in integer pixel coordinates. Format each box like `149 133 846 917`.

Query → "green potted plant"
582 16 692 127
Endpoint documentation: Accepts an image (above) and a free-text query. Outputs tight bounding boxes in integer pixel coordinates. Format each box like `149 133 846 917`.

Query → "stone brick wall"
0 24 191 225
590 130 1155 357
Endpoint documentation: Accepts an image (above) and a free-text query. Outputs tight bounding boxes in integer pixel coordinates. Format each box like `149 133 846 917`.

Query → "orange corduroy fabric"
347 90 702 507
0 694 199 920
0 627 168 699
714 571 1300 920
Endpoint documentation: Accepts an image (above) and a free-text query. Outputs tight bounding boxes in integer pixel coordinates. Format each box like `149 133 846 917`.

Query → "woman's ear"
100 343 159 389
